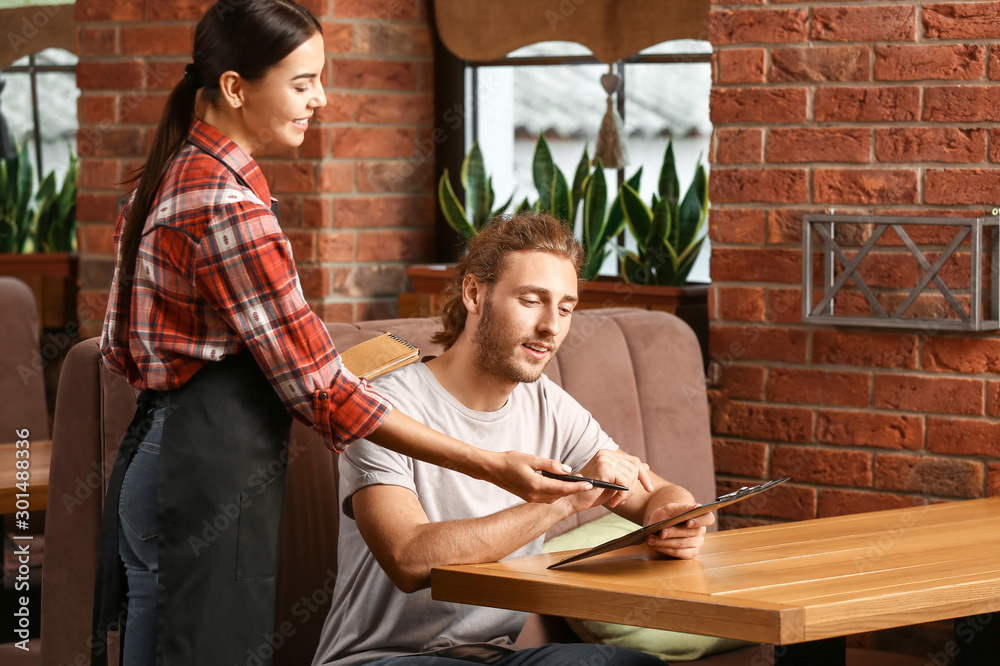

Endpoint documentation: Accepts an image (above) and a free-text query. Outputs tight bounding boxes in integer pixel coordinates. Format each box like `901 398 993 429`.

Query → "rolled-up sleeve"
193 198 392 451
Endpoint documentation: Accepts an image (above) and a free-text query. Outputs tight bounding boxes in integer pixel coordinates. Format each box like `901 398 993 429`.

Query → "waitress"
94 2 583 665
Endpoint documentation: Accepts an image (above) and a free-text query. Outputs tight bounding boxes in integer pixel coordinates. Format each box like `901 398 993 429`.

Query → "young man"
313 213 714 666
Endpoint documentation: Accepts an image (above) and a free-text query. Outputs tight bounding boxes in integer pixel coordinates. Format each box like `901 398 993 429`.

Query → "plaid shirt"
100 118 391 451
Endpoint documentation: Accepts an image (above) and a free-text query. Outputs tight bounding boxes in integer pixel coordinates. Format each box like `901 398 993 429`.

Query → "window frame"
431 33 711 263
1 53 76 175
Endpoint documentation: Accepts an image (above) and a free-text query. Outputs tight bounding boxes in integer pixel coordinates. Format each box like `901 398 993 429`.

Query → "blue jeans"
365 643 666 666
118 407 164 666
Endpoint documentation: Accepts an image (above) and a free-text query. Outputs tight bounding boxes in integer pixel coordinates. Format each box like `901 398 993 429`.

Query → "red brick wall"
709 1 1000 526
74 0 435 337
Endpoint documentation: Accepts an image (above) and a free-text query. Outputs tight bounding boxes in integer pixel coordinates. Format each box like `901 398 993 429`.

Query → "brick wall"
74 0 436 337
709 1 1000 526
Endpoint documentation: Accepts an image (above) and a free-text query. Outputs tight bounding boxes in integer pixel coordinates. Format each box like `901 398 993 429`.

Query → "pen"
539 470 629 491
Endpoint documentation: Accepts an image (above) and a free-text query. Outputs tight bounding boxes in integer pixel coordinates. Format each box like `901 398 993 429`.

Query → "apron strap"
91 389 161 666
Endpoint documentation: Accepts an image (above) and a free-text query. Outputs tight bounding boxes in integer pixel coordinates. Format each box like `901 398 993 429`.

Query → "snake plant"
518 136 632 280
437 136 708 284
577 158 642 281
0 137 35 253
0 136 78 253
34 149 78 253
618 141 708 286
438 141 514 240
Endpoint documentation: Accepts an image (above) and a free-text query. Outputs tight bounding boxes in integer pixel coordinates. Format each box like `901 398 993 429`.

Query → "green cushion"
542 513 754 662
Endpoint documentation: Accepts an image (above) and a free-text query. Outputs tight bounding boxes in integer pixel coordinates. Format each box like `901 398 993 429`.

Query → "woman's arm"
367 409 595 504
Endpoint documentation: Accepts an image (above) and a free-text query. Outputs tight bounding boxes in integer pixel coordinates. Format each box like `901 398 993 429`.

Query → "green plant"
438 142 513 240
436 136 709 285
444 135 627 280
0 137 35 253
618 141 708 286
527 136 651 280
577 157 643 281
526 134 575 224
34 150 79 252
0 136 78 253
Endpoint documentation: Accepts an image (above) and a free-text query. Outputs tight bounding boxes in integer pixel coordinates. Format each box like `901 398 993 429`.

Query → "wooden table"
432 498 1000 666
0 439 51 514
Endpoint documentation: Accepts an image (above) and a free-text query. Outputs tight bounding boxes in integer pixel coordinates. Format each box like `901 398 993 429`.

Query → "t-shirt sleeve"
339 437 417 519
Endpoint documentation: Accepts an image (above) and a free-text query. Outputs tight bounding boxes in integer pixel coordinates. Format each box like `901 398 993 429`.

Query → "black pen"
539 470 629 491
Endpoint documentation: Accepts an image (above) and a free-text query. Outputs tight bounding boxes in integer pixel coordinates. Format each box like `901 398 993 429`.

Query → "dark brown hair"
432 212 584 350
114 0 320 332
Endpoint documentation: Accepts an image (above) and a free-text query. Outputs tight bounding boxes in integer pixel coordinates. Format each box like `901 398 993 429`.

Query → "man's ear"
217 70 246 109
462 274 485 315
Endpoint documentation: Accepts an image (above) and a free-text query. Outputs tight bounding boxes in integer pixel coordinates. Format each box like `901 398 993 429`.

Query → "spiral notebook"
548 477 791 569
340 332 419 380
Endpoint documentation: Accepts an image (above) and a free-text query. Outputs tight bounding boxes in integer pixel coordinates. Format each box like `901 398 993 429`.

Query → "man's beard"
472 294 556 385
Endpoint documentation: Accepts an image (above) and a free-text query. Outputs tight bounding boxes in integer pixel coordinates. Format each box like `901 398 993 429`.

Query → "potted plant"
437 141 514 240
574 141 709 362
0 136 80 332
619 141 707 287
433 135 633 280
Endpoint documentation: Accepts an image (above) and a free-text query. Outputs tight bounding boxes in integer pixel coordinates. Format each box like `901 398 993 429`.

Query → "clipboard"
547 477 791 569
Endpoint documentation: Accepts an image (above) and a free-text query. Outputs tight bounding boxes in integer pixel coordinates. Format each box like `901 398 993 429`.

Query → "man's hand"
643 502 714 560
578 448 654 508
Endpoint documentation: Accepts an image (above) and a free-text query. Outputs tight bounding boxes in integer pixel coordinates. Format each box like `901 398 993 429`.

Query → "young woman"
94 2 585 664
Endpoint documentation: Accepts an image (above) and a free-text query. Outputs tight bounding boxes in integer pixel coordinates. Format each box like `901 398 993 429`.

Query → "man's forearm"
365 490 579 593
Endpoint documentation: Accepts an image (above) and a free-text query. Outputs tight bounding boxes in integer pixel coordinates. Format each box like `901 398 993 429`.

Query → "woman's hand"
643 502 714 560
367 411 611 503
483 451 597 503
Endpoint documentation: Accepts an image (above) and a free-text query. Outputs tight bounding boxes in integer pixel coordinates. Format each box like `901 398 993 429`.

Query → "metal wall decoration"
802 213 1000 331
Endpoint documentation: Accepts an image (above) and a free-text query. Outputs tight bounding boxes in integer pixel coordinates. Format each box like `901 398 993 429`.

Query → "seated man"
313 212 714 666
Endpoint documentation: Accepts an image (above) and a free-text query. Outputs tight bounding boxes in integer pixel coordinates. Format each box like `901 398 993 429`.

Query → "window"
1 47 79 182
456 40 712 281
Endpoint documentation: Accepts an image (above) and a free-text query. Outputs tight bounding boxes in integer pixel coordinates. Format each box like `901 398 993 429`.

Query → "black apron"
92 352 292 665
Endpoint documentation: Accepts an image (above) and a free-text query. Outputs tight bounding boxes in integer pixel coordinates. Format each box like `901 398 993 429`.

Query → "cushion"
542 513 754 662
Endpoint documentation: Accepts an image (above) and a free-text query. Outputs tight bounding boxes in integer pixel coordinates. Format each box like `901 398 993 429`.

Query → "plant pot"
399 264 456 319
0 252 78 332
400 264 709 366
579 277 709 366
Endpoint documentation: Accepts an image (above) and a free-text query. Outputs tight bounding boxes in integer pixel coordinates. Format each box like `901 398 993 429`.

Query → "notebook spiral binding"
387 333 417 349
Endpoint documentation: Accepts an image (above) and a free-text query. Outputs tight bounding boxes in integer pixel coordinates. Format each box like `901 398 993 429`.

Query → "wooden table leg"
774 637 846 666
954 612 1000 666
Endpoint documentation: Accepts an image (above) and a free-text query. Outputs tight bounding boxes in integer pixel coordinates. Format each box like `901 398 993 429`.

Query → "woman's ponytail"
114 74 200 324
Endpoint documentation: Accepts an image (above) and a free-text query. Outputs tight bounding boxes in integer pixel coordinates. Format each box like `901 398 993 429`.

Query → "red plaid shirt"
100 118 391 451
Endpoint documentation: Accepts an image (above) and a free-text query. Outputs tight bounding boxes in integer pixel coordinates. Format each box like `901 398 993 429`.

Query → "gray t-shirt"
312 361 617 666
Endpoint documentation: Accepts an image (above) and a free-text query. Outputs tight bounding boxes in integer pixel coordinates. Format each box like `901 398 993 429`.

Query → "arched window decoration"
0 3 78 177
433 0 710 65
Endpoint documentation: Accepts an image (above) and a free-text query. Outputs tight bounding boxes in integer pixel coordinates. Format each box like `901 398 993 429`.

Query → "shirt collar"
187 117 273 205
